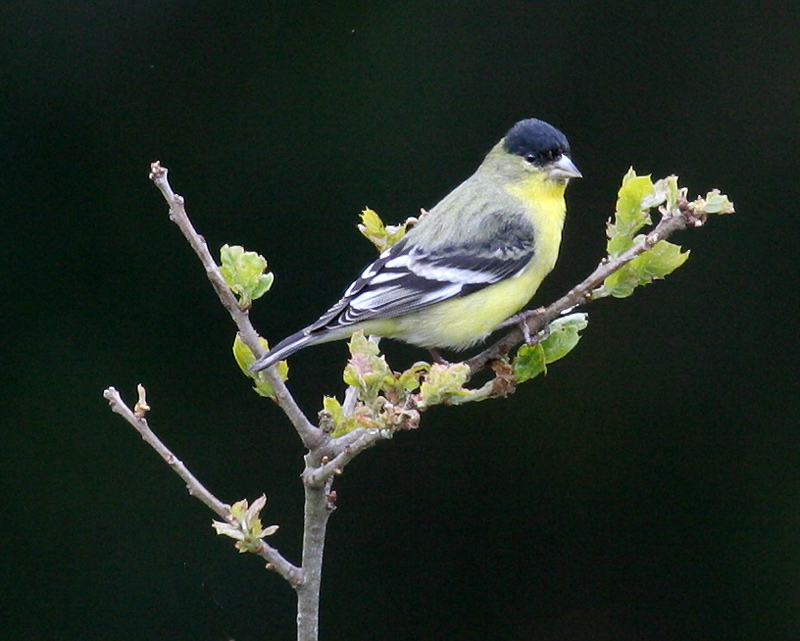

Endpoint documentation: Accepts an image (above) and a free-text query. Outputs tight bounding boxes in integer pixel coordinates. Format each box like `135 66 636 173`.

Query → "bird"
251 118 581 373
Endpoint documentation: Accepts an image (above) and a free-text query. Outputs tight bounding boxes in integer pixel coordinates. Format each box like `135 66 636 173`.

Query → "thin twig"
148 162 324 451
303 428 390 487
103 386 230 516
465 200 695 372
102 386 301 583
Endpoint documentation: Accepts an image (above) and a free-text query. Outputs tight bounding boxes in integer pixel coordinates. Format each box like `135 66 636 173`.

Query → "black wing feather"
310 216 535 332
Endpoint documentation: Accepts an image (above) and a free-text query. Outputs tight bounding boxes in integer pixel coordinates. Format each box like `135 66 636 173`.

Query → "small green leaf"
346 331 381 358
617 170 654 226
321 395 345 429
607 169 655 257
397 362 429 393
601 263 641 298
540 313 589 363
606 229 635 257
652 175 680 212
233 333 288 398
633 240 690 281
513 314 588 382
358 208 408 252
512 343 546 383
219 244 274 309
320 395 378 437
699 189 735 215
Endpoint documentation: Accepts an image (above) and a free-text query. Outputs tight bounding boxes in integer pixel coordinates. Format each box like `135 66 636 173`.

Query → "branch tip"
149 161 167 181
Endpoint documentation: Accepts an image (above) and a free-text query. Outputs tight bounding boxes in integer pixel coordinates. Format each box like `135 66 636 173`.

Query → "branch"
148 162 324 451
296 475 334 641
102 386 301 583
103 386 229 516
465 198 698 372
303 428 390 487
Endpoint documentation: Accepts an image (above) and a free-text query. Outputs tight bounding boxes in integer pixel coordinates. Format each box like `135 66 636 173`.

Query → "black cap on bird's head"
503 118 570 163
502 118 581 179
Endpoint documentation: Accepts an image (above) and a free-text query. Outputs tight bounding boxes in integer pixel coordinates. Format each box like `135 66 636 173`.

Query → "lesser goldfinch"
251 118 580 372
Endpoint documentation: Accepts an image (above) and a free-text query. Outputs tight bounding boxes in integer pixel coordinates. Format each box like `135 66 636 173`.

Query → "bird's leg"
427 348 450 365
534 323 551 345
498 308 548 345
515 314 534 344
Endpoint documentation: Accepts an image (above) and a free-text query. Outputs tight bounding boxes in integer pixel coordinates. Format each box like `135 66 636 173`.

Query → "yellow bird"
252 118 580 372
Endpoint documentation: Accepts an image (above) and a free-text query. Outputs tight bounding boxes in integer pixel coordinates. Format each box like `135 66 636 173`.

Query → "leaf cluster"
212 495 279 554
220 244 274 309
598 170 732 299
601 171 688 298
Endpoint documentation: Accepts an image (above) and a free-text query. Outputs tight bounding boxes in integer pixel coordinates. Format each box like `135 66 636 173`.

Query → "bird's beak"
548 154 582 180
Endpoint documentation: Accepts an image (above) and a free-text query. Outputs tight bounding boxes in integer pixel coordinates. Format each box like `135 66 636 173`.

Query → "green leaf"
616 170 654 226
219 244 274 309
699 189 735 215
631 240 690 281
396 362 428 393
601 262 641 298
322 396 345 428
603 238 690 298
357 208 408 252
512 343 546 383
652 175 680 211
233 333 288 398
512 313 588 383
321 395 378 437
540 313 589 363
212 495 279 554
607 169 655 257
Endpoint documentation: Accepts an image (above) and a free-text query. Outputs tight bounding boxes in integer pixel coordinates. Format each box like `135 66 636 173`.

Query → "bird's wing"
308 216 535 332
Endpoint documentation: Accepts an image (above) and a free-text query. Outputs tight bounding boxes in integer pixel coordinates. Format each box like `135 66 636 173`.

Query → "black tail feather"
249 329 317 372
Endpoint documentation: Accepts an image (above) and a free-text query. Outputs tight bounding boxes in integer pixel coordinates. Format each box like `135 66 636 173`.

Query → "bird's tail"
250 328 318 373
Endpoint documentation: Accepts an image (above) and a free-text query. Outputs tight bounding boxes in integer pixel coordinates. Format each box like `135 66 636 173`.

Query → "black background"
3 1 799 639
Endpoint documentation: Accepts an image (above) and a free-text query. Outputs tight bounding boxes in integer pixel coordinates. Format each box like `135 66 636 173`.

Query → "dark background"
3 1 799 639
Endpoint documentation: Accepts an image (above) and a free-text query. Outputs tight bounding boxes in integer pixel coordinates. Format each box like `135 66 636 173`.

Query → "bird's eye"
525 149 559 165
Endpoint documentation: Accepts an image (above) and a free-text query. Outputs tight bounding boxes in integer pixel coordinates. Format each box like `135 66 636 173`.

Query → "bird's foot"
499 309 547 345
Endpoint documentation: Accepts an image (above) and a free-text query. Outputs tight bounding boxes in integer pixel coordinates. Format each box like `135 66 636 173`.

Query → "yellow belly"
391 263 550 348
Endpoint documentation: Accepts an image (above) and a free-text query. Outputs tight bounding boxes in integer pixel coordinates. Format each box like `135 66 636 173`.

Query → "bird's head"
498 118 582 183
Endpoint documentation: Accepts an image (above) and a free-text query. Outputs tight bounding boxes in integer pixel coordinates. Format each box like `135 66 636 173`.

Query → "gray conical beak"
548 154 582 180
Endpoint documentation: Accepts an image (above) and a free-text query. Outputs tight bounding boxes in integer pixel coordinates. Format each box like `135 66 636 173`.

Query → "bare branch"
103 386 301 583
103 386 230 516
303 428 390 487
148 162 324 450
